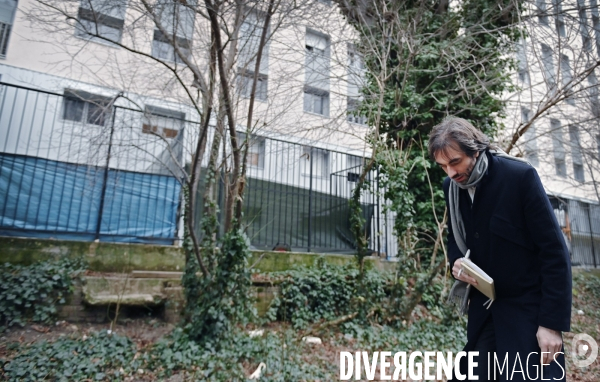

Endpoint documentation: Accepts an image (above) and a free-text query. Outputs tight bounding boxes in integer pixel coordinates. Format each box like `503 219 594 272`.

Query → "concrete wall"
0 236 395 323
0 236 394 273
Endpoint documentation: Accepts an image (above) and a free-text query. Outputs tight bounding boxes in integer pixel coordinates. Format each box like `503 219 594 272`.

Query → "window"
238 11 269 101
347 47 367 124
578 0 592 51
560 54 574 104
0 0 17 58
239 11 269 73
152 30 191 63
516 42 530 85
551 119 567 177
347 97 367 125
541 44 556 90
75 0 127 44
537 0 549 26
62 90 112 126
302 146 329 178
588 71 600 117
304 86 329 115
238 70 268 101
553 0 566 37
142 106 184 139
569 125 585 182
304 30 330 116
152 0 195 62
238 132 266 169
591 0 600 56
347 47 365 97
521 107 539 166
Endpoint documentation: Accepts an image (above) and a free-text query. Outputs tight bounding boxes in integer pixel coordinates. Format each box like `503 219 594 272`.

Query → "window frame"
304 85 330 117
541 43 556 90
537 0 550 26
560 54 574 104
516 42 530 85
237 69 268 101
0 0 18 58
237 132 266 169
569 125 585 182
520 107 539 166
551 119 567 177
304 29 330 117
75 1 126 45
553 0 566 37
61 90 112 127
151 29 192 63
142 106 185 139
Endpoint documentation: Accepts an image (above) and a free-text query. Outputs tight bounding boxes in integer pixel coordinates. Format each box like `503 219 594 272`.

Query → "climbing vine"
0 257 85 331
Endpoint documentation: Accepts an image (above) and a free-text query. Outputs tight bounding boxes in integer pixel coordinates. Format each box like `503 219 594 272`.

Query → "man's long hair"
427 117 493 160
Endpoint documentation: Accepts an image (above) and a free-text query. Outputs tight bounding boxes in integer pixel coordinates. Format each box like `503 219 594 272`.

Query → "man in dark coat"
428 118 572 381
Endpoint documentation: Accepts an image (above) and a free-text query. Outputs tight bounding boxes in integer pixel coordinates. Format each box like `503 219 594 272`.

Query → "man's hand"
452 258 478 286
537 326 562 365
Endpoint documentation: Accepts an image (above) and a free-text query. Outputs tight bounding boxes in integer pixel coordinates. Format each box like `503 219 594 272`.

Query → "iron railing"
0 82 397 256
550 196 600 267
0 82 183 244
239 138 396 256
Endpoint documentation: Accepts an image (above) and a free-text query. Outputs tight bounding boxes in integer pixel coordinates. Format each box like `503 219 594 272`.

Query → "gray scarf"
447 149 530 314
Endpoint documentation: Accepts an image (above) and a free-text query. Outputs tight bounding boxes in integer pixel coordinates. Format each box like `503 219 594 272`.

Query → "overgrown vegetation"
266 260 389 329
0 258 85 331
182 228 255 344
3 330 138 381
572 271 600 329
266 261 458 330
2 266 598 381
337 0 524 323
145 327 333 381
1 320 468 381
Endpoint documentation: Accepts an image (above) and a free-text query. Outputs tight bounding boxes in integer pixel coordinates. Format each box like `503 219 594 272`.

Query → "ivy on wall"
0 258 85 331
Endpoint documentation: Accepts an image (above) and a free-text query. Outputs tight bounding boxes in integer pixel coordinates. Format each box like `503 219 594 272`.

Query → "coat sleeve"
443 177 463 272
520 167 572 332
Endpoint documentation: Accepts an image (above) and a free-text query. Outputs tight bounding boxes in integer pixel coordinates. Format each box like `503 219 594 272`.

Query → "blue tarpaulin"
0 153 181 244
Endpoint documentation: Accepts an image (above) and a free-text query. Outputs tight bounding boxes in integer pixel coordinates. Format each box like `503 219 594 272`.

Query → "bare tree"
20 0 374 336
23 0 341 268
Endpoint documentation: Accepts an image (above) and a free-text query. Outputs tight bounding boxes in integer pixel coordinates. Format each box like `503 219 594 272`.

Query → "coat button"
474 232 480 238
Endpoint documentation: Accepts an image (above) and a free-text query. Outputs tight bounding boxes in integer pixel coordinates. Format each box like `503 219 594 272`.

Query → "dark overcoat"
443 150 572 381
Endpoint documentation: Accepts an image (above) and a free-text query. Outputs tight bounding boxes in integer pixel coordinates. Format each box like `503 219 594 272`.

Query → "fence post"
585 203 598 268
94 106 117 241
307 147 313 252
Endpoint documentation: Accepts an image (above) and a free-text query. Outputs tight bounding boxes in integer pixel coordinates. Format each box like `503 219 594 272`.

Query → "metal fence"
6 82 600 264
239 137 396 256
550 196 600 267
0 82 397 256
0 82 183 244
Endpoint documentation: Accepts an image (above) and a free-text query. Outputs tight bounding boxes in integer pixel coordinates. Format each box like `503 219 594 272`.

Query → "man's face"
434 145 479 185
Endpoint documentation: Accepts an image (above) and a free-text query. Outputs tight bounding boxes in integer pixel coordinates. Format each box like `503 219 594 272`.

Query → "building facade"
0 0 398 257
505 0 600 267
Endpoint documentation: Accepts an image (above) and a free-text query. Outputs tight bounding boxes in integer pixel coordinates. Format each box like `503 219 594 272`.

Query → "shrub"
266 260 390 329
